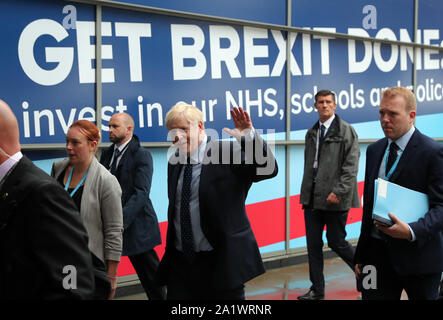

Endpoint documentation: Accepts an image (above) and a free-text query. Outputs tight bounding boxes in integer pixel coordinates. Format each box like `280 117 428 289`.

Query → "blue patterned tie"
180 163 194 260
110 148 121 175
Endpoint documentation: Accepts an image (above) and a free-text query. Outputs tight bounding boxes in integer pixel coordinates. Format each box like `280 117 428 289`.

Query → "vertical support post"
285 0 292 253
95 5 103 157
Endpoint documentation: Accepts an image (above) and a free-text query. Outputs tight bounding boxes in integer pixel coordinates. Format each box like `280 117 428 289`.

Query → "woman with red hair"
51 120 123 299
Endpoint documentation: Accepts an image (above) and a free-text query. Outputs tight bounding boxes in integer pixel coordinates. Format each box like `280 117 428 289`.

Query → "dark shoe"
297 289 324 300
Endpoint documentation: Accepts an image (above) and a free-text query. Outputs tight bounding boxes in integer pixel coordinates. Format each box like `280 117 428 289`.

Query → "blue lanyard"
383 145 403 180
65 166 89 197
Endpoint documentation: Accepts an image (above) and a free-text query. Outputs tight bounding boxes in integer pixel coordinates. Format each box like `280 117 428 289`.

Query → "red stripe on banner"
117 222 168 277
247 182 364 248
346 181 364 225
117 182 364 277
246 197 287 248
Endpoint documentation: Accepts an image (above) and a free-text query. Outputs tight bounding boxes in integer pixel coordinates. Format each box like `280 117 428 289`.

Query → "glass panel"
247 145 286 254
416 0 443 138
290 0 414 140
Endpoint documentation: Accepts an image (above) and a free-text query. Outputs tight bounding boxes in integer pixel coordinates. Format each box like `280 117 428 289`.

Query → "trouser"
166 248 245 300
304 208 355 294
360 238 441 300
129 249 166 300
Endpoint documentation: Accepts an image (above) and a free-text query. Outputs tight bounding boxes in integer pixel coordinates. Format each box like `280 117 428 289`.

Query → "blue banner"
1 0 442 144
108 0 287 25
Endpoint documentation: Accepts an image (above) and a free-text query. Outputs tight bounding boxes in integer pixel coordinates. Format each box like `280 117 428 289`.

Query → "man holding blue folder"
354 87 443 300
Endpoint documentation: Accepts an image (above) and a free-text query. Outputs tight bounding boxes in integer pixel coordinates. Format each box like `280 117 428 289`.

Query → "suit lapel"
369 138 388 183
168 162 182 219
0 158 33 229
115 148 127 178
116 138 135 173
199 137 214 188
324 115 340 140
307 123 319 145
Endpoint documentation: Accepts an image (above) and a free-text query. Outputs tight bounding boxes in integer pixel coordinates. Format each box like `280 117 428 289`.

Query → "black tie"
320 124 326 141
180 163 194 260
110 148 121 175
317 124 326 164
386 142 399 176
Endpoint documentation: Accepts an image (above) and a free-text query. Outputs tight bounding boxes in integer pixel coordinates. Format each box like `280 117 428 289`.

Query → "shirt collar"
319 114 335 130
114 137 132 153
0 151 23 183
189 134 207 164
389 126 415 151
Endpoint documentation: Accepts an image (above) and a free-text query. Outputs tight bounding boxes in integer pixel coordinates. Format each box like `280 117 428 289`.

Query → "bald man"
0 99 95 299
100 113 165 300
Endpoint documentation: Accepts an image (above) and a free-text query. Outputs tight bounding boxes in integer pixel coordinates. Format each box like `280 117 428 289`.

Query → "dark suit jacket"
0 156 95 299
157 132 278 290
354 129 443 275
100 135 161 256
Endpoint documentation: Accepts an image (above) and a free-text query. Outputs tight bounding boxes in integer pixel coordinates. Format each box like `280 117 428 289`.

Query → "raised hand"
223 107 253 139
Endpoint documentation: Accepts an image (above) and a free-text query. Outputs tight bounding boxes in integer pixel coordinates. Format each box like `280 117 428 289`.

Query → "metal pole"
413 0 419 127
285 0 292 254
95 5 103 158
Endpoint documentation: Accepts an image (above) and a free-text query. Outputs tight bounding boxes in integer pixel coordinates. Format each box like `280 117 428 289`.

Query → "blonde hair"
382 87 417 111
165 102 203 130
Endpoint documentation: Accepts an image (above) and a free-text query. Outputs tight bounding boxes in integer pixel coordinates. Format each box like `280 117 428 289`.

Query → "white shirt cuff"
408 224 416 242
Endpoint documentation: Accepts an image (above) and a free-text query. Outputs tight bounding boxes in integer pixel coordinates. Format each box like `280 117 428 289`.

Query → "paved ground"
116 257 409 300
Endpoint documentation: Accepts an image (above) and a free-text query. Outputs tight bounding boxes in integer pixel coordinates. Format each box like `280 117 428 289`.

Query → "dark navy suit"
156 133 278 299
100 135 165 299
354 129 443 299
0 156 95 299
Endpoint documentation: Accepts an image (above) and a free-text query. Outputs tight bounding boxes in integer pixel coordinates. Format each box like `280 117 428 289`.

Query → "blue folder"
372 178 429 226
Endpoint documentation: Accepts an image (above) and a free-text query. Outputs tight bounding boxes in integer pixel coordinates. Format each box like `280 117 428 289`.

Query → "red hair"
70 120 100 142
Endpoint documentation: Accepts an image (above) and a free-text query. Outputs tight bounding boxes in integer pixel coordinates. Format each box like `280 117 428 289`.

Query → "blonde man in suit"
156 103 278 300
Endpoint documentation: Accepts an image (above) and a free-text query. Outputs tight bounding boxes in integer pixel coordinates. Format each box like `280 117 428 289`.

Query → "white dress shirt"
0 151 23 185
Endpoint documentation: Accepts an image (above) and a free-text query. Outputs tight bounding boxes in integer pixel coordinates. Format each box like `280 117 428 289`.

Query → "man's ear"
409 110 416 122
127 125 134 136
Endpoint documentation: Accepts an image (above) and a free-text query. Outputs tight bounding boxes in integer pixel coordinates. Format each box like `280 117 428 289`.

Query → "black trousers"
166 248 245 300
360 238 441 300
129 249 166 300
304 208 355 294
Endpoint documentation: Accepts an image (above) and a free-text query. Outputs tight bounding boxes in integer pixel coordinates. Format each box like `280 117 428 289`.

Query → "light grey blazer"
51 156 123 263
